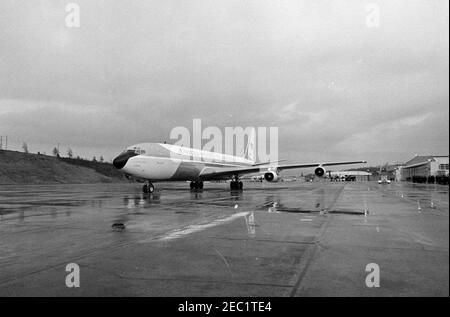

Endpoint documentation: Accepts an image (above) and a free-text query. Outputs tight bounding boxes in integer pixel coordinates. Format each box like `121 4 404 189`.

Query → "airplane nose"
113 151 138 169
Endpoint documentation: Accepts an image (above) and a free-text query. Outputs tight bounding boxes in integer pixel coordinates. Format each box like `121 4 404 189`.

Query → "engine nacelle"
314 166 326 177
264 171 279 182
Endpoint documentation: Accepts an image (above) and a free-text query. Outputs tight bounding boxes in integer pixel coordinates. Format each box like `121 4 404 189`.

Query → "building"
398 155 449 181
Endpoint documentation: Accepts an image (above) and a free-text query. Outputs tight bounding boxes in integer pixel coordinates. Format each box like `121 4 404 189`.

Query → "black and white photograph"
0 0 448 301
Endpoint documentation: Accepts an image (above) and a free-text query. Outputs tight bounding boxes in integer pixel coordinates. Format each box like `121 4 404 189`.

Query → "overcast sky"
0 0 448 165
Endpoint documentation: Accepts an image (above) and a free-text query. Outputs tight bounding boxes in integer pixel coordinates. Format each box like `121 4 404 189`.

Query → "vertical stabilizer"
245 127 256 164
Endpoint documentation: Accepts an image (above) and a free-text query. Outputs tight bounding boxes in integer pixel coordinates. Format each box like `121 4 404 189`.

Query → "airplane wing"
276 160 367 170
251 159 286 166
199 160 367 180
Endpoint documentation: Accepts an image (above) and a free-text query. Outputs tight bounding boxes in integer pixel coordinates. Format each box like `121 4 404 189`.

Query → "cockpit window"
129 147 146 155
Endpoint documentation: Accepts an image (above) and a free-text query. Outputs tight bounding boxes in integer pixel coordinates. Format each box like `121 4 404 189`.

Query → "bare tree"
53 147 60 157
22 142 29 153
99 155 104 163
67 148 73 158
92 156 97 162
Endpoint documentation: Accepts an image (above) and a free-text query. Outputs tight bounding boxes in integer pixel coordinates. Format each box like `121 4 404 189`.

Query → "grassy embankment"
0 149 126 185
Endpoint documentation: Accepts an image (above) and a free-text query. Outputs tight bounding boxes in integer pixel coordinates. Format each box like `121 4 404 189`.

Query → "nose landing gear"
230 179 243 191
143 182 154 194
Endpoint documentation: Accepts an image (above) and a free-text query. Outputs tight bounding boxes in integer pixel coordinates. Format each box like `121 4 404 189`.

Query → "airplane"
113 141 367 193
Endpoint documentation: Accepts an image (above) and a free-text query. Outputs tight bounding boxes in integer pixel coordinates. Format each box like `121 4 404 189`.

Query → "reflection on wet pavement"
1 181 447 227
0 181 448 296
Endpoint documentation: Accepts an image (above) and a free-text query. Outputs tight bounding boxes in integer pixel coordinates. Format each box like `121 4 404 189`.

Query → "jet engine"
314 166 326 177
264 171 279 182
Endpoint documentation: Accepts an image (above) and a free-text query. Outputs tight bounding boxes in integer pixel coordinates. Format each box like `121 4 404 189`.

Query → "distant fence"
406 176 449 185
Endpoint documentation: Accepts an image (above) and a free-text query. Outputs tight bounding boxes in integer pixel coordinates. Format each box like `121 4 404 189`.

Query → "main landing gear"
230 180 243 191
190 181 204 190
143 182 154 194
142 180 243 192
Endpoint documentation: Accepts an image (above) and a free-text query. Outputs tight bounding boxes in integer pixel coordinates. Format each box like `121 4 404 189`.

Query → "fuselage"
113 143 254 182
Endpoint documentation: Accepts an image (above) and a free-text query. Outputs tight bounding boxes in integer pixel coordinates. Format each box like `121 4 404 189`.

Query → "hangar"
397 155 449 183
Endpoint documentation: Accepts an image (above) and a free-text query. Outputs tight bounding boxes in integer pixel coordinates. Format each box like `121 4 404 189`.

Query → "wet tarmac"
0 181 448 296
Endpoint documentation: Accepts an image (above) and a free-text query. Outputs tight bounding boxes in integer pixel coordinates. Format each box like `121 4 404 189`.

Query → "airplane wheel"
143 183 154 193
190 181 203 190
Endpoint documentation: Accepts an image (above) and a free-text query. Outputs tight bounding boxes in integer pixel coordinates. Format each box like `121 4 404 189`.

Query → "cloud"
0 0 448 164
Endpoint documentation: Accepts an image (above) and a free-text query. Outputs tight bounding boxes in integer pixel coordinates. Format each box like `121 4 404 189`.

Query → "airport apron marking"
142 212 251 242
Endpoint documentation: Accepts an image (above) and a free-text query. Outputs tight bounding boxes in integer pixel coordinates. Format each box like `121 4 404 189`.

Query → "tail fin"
245 128 256 164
